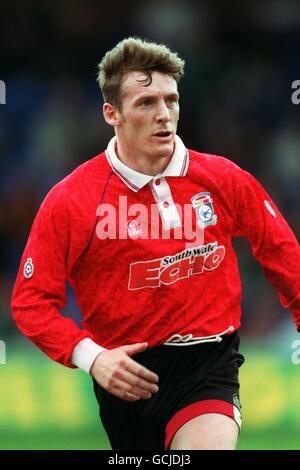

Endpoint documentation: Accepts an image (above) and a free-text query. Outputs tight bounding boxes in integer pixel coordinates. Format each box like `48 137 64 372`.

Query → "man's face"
113 70 180 162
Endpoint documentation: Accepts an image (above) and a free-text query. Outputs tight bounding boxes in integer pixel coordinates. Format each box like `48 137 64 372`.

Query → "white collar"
105 135 189 192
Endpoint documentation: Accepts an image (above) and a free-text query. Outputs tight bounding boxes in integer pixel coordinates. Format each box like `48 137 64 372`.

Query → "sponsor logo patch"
191 192 217 228
128 242 226 290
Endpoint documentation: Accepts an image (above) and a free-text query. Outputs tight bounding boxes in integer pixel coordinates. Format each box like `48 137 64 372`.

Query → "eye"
141 98 154 106
166 96 178 105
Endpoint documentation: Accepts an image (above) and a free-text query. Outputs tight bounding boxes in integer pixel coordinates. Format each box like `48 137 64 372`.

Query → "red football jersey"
11 137 300 367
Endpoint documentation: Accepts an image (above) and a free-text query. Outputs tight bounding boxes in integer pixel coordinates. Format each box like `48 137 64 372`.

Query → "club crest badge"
191 192 217 229
24 257 34 279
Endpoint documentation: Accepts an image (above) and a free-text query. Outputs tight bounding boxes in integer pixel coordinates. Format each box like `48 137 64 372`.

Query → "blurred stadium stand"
0 0 300 449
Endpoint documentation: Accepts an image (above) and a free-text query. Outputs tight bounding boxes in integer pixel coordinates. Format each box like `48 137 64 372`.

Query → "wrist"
72 338 107 374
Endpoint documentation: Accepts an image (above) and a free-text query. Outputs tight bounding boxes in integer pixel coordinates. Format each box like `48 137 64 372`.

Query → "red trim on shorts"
164 399 235 449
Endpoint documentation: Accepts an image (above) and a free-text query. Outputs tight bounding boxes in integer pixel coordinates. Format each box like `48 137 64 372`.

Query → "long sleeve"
232 168 300 329
11 184 94 367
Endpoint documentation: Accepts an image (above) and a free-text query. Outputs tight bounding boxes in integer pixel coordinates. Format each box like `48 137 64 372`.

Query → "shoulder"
57 151 109 193
42 151 110 209
188 148 243 177
187 149 256 202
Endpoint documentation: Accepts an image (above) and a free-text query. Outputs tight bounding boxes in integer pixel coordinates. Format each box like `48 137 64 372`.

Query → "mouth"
152 130 173 141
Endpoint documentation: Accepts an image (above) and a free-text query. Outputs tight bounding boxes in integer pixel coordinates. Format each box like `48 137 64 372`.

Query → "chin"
155 142 174 159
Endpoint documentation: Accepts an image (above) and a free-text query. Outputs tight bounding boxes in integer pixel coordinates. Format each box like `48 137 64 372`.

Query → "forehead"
121 70 178 101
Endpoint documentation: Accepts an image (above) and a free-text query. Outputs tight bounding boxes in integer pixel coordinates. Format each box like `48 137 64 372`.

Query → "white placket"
150 177 182 231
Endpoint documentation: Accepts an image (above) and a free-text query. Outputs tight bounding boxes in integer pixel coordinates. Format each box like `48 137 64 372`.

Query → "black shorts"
93 332 245 450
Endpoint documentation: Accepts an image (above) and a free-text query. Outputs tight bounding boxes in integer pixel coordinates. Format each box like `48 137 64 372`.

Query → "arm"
232 168 300 329
11 184 94 367
11 184 159 398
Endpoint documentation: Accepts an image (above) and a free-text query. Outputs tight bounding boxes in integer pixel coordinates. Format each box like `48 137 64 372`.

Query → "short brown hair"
97 36 185 109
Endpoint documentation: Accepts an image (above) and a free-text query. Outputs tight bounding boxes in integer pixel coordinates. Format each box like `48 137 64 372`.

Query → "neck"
115 140 174 176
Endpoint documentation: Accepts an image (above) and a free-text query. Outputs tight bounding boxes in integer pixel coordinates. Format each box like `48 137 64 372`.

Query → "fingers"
91 342 160 402
115 380 152 400
120 342 159 384
120 368 159 393
125 356 159 384
113 368 159 398
122 342 149 356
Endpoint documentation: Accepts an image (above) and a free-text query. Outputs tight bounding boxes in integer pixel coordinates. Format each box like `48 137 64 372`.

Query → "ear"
103 103 121 127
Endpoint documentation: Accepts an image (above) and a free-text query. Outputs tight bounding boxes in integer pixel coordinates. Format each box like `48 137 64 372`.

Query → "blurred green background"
1 338 300 450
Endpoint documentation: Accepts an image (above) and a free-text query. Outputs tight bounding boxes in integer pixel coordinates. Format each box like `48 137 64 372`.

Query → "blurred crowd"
1 0 300 341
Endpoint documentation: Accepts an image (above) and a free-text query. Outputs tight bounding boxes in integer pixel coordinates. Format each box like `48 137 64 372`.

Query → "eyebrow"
133 92 180 104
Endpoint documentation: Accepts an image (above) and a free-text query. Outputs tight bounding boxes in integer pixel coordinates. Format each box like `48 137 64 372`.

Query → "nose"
155 100 171 122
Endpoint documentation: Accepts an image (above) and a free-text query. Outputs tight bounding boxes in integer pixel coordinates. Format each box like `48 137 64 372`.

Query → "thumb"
122 342 148 356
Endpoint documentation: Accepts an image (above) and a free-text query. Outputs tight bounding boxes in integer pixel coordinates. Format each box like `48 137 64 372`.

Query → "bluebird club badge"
191 192 217 229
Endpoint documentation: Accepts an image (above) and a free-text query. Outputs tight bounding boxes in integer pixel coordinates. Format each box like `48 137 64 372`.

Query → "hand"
90 342 159 402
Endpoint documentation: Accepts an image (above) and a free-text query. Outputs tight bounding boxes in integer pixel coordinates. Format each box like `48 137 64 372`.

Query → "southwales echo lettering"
162 242 217 266
129 242 226 290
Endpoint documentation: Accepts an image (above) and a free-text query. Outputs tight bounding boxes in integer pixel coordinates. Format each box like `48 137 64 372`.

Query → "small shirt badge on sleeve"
24 258 34 278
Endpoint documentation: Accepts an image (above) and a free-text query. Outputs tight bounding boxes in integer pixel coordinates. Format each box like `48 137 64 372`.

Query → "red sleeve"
10 184 94 367
232 168 300 330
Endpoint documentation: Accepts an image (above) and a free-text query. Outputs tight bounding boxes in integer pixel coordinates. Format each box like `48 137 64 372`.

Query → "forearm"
11 293 94 367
